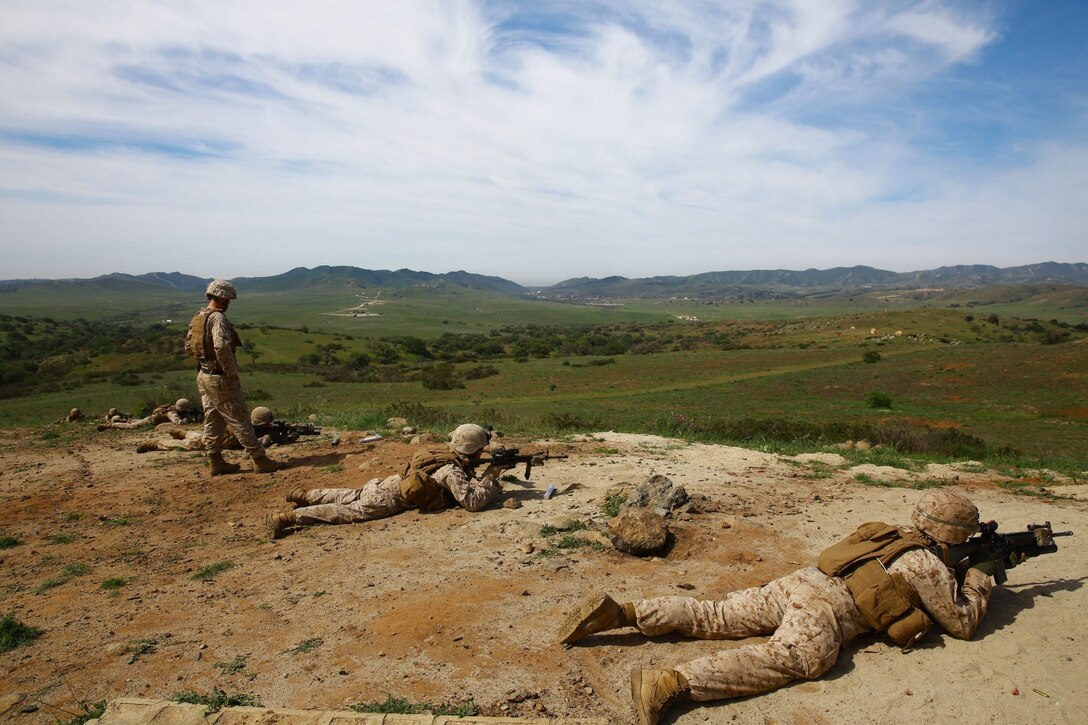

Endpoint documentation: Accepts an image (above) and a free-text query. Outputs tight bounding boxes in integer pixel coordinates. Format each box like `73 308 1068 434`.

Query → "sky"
0 0 1085 285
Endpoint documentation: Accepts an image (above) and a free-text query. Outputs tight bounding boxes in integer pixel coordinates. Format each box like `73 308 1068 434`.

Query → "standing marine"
184 279 284 476
559 490 1017 725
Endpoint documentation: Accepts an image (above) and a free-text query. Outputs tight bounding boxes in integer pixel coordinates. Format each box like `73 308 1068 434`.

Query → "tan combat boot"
631 669 689 725
264 510 297 540
251 454 286 473
286 487 308 505
136 442 157 454
209 452 241 476
558 592 636 644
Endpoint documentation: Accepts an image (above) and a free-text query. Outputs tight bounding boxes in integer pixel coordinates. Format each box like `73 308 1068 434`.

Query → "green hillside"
3 303 1085 469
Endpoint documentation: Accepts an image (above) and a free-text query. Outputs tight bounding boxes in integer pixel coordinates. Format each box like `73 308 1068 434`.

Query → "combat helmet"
449 423 490 455
911 490 979 545
251 406 274 426
206 279 238 300
175 398 192 412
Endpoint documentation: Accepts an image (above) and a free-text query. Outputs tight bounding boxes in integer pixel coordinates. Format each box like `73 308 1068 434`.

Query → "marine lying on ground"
135 406 318 454
265 422 506 540
58 407 84 423
559 489 1075 725
98 399 202 430
249 406 321 446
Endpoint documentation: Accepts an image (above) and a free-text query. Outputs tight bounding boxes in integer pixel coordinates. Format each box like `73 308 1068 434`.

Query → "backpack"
818 522 933 648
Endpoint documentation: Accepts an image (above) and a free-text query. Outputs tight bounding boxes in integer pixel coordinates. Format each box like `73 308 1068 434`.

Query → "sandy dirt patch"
0 427 1085 723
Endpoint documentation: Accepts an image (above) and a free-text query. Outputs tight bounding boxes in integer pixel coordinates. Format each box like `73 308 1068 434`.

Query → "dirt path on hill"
1 426 1085 724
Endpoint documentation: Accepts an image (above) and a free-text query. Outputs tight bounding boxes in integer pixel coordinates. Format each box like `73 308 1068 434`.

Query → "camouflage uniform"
632 553 992 702
184 308 264 458
106 403 198 430
291 462 501 526
139 429 240 453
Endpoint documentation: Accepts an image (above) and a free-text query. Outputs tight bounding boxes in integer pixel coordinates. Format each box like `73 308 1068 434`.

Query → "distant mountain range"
3 262 1086 299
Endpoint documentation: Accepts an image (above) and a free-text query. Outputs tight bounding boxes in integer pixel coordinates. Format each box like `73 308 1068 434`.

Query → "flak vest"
399 446 467 511
187 308 242 368
818 522 934 648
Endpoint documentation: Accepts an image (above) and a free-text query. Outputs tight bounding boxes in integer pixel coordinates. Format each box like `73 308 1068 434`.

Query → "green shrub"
192 560 235 581
111 372 142 387
285 637 323 655
862 351 881 364
866 392 893 409
601 494 627 517
420 362 463 390
462 364 499 380
349 694 479 716
0 613 43 653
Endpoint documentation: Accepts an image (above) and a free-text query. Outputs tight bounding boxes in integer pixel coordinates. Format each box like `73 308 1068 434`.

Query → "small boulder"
608 508 669 556
626 474 690 514
544 515 577 530
386 417 408 429
410 432 437 445
401 426 417 435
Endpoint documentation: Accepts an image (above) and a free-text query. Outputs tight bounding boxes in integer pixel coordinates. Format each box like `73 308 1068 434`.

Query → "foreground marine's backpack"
818 522 933 648
399 446 465 511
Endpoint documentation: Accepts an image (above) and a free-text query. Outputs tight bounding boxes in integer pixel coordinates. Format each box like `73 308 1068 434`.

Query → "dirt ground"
1 425 1086 724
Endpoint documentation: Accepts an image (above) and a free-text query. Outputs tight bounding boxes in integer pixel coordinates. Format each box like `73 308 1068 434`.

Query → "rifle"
483 446 568 480
257 420 322 445
933 521 1073 585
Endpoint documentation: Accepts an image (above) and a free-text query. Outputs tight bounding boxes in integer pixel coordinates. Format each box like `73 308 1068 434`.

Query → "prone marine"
559 489 1068 725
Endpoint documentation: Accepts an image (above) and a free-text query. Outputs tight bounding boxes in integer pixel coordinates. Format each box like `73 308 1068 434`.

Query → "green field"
2 284 1086 471
5 277 1085 333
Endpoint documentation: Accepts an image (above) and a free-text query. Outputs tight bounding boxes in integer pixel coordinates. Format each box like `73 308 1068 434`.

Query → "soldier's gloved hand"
1004 552 1027 569
481 464 505 481
968 551 998 578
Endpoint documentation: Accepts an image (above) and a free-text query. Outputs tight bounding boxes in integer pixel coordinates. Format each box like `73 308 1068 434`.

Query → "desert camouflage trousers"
107 410 180 430
197 371 263 457
145 430 239 452
635 567 868 702
292 475 406 525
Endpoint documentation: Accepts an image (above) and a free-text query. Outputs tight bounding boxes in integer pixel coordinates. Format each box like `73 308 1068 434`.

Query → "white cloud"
888 6 996 63
0 1 1082 282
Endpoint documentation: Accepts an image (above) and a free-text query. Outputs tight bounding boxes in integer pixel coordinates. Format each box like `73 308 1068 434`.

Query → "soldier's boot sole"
631 669 688 725
557 592 625 644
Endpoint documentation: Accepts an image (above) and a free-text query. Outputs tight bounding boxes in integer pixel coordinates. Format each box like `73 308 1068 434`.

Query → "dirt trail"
1 427 1085 724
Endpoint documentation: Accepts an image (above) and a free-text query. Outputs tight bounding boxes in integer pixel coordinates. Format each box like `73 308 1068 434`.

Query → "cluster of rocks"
625 473 697 517
606 474 699 557
383 417 441 445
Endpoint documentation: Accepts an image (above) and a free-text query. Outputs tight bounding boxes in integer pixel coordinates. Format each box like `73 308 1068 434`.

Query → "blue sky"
0 0 1085 284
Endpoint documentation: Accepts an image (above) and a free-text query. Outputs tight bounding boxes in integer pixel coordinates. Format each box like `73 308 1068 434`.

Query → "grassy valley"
2 287 1085 471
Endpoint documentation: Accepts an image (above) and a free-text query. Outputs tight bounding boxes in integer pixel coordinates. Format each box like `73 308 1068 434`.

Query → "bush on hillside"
866 392 893 409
